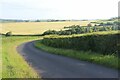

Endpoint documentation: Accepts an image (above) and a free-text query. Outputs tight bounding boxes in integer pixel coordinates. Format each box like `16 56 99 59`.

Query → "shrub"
42 24 119 36
87 23 92 27
42 30 57 35
5 31 12 37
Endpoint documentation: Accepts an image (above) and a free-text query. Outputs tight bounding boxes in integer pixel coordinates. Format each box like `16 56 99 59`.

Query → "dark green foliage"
106 22 114 25
5 31 12 37
42 30 58 35
99 23 104 26
42 33 120 55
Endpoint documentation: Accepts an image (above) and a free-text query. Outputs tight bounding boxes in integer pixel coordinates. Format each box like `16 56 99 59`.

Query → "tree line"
42 22 120 36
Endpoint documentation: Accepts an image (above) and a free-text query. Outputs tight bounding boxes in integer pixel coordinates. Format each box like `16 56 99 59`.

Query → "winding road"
17 41 119 78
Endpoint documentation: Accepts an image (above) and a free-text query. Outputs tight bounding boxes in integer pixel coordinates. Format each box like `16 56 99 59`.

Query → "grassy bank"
35 41 119 69
2 36 41 78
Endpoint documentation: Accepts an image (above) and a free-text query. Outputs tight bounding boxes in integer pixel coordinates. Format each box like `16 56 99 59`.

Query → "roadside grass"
34 40 119 69
2 36 41 78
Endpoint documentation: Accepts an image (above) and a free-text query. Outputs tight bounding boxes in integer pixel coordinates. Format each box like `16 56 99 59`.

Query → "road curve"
17 41 119 78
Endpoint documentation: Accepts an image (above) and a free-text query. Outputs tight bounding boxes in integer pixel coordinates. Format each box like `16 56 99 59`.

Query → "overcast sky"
0 0 119 20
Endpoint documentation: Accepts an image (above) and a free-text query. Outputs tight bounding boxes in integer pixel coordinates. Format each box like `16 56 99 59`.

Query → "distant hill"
0 19 25 23
0 17 119 23
0 19 72 23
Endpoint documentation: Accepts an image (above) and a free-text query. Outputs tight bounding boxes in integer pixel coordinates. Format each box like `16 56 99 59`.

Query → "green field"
1 21 92 35
2 36 40 78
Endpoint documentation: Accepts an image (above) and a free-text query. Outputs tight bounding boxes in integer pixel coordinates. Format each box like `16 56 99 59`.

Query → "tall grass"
2 36 40 78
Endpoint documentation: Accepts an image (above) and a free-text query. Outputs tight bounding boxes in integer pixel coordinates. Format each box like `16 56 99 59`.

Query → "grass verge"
34 40 119 70
2 36 41 78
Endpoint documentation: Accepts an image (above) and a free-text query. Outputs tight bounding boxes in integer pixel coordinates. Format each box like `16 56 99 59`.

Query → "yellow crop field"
1 21 91 35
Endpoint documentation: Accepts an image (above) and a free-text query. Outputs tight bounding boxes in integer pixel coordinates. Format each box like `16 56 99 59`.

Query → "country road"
17 41 119 78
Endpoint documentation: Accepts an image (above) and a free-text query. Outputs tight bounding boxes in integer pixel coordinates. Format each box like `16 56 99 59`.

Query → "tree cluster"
42 23 119 35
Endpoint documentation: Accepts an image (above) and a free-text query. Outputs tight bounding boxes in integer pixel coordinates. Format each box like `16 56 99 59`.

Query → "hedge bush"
41 32 120 56
5 31 12 37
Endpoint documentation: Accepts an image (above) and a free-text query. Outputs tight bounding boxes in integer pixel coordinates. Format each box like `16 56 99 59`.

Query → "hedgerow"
41 32 120 56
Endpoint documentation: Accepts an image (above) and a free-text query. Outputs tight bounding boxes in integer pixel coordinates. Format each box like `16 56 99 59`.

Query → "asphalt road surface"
17 41 119 78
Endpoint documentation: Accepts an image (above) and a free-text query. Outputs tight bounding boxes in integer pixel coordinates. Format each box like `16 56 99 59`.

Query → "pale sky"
0 0 119 20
